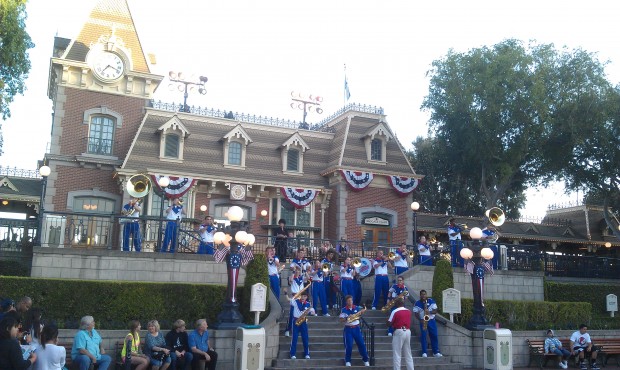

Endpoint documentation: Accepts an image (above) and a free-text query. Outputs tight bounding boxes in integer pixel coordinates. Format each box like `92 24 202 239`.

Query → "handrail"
360 317 375 366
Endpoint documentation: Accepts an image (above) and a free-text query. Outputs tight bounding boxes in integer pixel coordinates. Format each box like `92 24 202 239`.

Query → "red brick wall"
59 88 146 158
52 166 119 211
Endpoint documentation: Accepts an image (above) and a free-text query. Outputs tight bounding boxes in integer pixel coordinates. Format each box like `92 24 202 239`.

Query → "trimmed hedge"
431 259 453 311
240 253 270 323
545 281 620 315
0 260 30 277
454 298 591 330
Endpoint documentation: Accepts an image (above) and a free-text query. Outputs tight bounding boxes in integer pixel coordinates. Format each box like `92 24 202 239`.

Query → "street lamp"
290 91 323 129
460 227 494 330
411 201 420 246
169 71 208 113
36 165 51 246
214 205 255 329
156 176 170 252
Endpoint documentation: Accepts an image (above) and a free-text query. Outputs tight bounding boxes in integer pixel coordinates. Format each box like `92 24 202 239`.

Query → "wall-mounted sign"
363 216 389 226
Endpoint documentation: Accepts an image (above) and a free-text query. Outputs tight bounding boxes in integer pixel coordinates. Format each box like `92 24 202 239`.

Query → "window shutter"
165 134 179 158
287 149 299 171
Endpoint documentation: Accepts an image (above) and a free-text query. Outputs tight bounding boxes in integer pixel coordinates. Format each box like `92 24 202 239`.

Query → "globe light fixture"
227 206 244 222
410 201 420 211
158 176 170 188
235 230 248 244
480 247 494 260
460 247 474 260
260 209 268 217
200 204 208 212
605 242 612 248
469 227 483 240
213 231 226 245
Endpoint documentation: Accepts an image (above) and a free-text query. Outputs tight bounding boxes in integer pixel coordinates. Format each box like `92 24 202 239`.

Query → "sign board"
607 294 618 317
363 216 390 226
250 283 267 312
442 288 461 314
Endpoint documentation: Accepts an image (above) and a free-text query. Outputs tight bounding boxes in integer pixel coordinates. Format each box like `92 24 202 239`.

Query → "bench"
114 340 147 370
596 338 620 366
526 339 575 368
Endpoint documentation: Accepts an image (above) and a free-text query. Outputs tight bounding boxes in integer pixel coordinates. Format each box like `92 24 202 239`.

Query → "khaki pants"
393 328 414 370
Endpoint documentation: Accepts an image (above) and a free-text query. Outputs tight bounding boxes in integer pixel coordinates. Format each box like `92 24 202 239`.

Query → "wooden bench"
114 340 148 370
526 339 575 368
58 343 73 369
596 338 620 366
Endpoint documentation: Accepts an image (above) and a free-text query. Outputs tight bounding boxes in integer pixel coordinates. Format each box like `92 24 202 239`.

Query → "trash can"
234 325 265 370
483 328 512 370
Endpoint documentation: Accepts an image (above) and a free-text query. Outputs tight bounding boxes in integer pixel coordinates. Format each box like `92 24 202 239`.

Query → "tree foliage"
417 39 615 217
0 0 34 124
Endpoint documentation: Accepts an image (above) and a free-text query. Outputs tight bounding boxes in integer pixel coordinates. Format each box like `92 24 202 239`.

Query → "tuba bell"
352 257 362 268
486 207 505 227
126 174 152 198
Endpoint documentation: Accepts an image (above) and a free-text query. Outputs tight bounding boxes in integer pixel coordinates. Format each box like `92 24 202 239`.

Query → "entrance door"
362 227 391 248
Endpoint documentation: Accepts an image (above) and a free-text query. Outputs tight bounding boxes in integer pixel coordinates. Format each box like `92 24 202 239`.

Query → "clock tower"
43 0 163 214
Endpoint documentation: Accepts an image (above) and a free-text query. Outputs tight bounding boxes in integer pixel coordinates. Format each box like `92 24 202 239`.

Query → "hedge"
0 254 270 329
0 259 30 277
431 259 453 312
240 253 270 323
545 281 620 315
454 299 592 330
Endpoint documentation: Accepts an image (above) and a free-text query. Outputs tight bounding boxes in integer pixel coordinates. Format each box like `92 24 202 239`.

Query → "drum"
355 257 373 277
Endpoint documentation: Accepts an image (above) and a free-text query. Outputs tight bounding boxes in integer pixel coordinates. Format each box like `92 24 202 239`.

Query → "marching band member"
412 290 442 358
198 216 216 255
122 197 142 252
371 250 389 310
161 198 186 253
290 249 311 272
322 249 338 309
340 258 356 306
339 295 370 367
310 260 329 316
386 276 409 336
266 247 281 301
481 224 499 269
287 290 314 359
448 218 463 267
284 266 307 337
393 243 409 275
417 236 433 266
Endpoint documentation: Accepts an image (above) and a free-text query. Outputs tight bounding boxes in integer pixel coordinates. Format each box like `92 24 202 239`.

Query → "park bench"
596 338 620 366
526 338 575 368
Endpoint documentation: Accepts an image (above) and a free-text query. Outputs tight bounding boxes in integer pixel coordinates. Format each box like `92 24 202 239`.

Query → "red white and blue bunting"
281 187 318 209
387 176 419 195
341 170 374 191
151 175 196 199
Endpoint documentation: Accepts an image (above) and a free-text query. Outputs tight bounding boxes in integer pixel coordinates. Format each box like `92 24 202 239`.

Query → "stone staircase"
267 269 463 370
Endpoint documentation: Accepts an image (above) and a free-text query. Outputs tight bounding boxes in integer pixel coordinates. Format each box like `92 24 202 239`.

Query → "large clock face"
230 184 246 200
92 52 125 81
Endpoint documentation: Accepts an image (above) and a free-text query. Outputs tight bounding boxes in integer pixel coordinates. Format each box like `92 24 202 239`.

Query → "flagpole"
344 64 347 106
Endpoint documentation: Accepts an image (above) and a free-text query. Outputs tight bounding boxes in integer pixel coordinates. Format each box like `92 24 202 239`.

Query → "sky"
1 0 619 218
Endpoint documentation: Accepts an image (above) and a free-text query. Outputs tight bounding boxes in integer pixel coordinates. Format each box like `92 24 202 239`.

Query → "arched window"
228 141 242 165
88 116 115 155
370 138 382 161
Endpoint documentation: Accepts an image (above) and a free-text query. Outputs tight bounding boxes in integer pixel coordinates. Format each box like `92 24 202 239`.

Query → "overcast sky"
1 0 619 218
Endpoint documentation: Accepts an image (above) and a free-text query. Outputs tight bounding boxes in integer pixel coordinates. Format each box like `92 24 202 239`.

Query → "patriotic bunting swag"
341 170 374 191
387 176 419 195
281 187 318 209
151 175 196 198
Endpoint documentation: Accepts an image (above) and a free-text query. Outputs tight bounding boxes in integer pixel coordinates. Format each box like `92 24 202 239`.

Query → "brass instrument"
122 199 142 216
381 290 410 313
292 282 311 300
268 257 274 264
387 251 396 260
352 257 362 268
408 250 416 259
126 174 152 198
423 300 431 331
486 207 505 227
295 307 312 326
322 263 330 273
346 305 367 323
429 237 437 244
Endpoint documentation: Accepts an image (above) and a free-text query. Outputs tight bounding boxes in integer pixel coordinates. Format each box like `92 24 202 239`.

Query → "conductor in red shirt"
387 298 414 370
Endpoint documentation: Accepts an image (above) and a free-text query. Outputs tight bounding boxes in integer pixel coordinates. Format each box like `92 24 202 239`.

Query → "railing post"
370 323 375 366
107 215 114 250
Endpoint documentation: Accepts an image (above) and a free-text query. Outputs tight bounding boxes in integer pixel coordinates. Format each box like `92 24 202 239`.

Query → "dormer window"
282 132 309 175
223 124 253 169
363 121 393 164
157 115 190 162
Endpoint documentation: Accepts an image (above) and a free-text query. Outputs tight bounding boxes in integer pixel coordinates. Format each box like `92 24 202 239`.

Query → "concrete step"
280 342 422 353
278 349 422 359
269 356 461 369
278 335 417 346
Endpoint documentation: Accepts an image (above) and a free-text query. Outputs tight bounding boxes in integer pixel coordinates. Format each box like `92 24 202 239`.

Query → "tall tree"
0 0 34 152
421 39 614 216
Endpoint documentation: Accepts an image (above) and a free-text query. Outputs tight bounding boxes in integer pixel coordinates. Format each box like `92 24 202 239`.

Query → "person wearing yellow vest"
121 320 148 370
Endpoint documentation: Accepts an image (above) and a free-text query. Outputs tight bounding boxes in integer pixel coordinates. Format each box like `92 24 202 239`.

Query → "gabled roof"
63 0 150 73
223 124 253 145
282 132 309 152
0 177 42 199
363 121 394 141
157 116 190 137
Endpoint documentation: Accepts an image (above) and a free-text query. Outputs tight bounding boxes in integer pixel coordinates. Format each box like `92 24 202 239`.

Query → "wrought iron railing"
0 166 42 178
360 317 376 366
315 103 384 126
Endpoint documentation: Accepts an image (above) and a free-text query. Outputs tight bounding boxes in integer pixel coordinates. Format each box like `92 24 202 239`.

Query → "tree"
420 39 614 216
0 0 34 122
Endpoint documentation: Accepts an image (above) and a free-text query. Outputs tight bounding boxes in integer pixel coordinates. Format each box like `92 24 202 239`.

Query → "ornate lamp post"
411 201 420 246
460 227 495 330
156 176 170 252
290 91 323 129
36 165 51 246
213 206 255 329
168 72 208 113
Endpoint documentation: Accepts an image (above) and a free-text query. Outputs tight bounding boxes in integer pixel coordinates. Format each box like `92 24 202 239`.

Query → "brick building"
41 0 423 250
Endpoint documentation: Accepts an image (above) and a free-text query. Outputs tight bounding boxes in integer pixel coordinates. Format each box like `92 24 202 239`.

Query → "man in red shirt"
387 298 414 370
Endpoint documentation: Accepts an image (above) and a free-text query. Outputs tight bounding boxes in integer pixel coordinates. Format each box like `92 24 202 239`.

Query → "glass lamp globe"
39 165 51 177
481 247 494 260
200 205 207 212
411 201 420 211
246 234 256 246
235 230 248 244
213 231 226 244
470 227 483 239
260 210 268 217
460 247 474 260
227 206 244 222
158 176 170 188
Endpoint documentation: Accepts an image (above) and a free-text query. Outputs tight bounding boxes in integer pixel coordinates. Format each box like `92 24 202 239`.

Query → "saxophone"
346 306 367 323
382 290 410 313
295 307 312 326
423 300 431 331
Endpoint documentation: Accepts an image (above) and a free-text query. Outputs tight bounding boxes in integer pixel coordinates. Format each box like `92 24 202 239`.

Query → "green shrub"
545 281 620 315
455 299 591 330
0 260 30 277
431 259 454 311
0 276 241 329
240 253 270 324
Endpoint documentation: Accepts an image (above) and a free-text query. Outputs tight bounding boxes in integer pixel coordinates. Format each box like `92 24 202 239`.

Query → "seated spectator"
0 316 37 370
545 329 570 369
188 319 218 370
570 324 600 370
34 324 65 370
15 297 33 316
336 237 349 259
145 320 171 370
121 320 148 370
0 299 16 321
165 319 193 370
71 316 112 370
22 307 43 345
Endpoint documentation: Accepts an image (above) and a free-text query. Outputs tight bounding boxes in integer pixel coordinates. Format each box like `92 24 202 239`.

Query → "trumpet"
382 291 409 313
408 250 415 259
347 305 367 323
352 257 362 268
295 307 312 326
292 282 311 300
322 263 330 273
122 199 142 216
429 237 437 244
387 251 396 260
